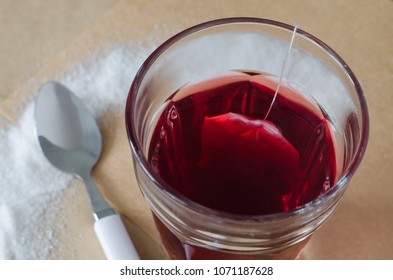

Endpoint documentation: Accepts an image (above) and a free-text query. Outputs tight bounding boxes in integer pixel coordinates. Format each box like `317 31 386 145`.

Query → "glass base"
154 214 310 260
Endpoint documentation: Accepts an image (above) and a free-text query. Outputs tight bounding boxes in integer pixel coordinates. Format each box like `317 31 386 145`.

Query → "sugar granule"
0 43 154 259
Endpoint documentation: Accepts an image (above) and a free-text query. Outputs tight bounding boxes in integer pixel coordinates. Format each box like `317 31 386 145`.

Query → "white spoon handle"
94 214 140 260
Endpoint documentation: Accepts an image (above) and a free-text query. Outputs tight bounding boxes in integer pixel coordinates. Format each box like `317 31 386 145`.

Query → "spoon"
35 81 139 260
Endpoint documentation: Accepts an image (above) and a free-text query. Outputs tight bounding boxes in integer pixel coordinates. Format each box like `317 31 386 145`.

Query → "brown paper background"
1 0 392 259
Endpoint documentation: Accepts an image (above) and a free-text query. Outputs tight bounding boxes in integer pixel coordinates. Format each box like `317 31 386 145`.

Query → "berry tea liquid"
147 71 337 259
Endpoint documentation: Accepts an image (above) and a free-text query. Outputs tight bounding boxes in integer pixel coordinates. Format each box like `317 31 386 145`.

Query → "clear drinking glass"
125 18 369 259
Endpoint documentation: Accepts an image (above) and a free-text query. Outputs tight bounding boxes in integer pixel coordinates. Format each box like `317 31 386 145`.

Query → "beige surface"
1 0 392 259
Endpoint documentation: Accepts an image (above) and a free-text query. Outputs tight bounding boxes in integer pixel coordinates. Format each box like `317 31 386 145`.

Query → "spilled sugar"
0 103 71 259
0 43 155 259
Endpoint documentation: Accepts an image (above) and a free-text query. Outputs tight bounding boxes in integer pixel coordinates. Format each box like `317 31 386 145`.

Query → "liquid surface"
148 71 336 215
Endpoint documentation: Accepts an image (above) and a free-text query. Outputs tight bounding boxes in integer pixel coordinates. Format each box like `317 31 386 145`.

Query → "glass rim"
125 17 369 222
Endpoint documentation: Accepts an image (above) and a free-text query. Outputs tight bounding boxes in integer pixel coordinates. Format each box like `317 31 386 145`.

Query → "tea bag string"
264 25 298 120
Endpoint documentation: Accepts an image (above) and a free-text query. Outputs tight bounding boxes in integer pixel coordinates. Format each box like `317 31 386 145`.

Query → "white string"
264 25 298 120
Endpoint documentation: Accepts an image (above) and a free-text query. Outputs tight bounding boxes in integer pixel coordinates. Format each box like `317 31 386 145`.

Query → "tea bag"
198 112 301 214
197 27 303 214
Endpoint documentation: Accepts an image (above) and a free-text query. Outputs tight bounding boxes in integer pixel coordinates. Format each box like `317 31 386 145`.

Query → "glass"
125 18 369 259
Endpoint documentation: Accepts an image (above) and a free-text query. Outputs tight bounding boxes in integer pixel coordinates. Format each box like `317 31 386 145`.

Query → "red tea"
147 71 337 258
149 71 336 215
